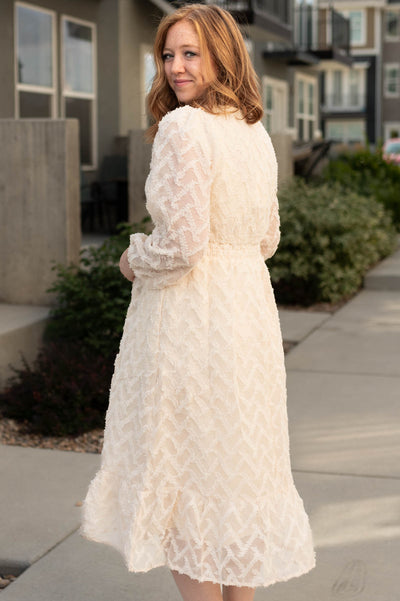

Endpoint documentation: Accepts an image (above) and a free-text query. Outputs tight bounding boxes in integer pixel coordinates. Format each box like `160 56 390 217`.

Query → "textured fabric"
81 106 315 587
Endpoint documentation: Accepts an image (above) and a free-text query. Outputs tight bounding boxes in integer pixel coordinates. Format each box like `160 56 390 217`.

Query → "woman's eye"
162 53 173 61
185 51 196 58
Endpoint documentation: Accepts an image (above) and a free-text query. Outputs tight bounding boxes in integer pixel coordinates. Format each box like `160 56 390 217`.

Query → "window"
262 76 288 135
348 10 365 45
385 11 400 40
332 70 343 106
15 2 56 118
264 84 273 133
338 9 366 46
349 69 361 107
61 16 96 167
326 120 365 143
384 64 400 97
296 74 317 142
384 122 400 141
140 45 156 129
323 66 366 110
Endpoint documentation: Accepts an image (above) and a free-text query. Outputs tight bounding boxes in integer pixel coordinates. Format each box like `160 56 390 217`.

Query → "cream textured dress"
81 105 315 587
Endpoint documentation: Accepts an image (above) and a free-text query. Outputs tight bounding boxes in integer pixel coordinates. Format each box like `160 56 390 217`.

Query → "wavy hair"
147 3 263 140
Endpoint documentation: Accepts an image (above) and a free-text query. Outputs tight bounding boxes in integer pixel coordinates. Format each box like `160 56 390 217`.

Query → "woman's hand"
119 248 135 282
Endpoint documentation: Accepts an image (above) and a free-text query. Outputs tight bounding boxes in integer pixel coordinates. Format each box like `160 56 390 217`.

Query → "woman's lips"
174 80 192 86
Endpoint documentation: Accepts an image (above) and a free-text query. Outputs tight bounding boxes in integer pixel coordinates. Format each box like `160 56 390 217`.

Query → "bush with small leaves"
323 147 400 230
268 179 397 305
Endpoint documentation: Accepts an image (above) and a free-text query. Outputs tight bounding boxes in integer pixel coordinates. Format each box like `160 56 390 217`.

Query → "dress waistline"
207 242 261 256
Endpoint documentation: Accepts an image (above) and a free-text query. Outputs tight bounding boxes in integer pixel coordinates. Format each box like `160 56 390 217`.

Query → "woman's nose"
171 55 185 74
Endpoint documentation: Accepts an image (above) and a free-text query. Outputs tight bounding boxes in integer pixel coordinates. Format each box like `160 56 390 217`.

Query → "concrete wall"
271 133 294 186
0 119 80 305
128 129 152 223
0 304 50 389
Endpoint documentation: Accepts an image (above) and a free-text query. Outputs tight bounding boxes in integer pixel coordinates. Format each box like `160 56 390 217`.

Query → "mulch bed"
0 341 294 455
0 414 104 454
0 301 343 455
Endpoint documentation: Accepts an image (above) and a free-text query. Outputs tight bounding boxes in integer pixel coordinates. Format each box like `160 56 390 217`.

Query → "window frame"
384 63 400 98
60 14 97 169
261 75 289 135
338 9 366 47
294 72 317 142
385 10 400 42
14 1 57 119
325 119 365 144
383 122 400 141
324 65 366 111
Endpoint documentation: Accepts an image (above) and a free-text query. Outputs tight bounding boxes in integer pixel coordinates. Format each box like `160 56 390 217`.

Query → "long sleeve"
127 107 211 288
260 129 280 260
260 196 280 260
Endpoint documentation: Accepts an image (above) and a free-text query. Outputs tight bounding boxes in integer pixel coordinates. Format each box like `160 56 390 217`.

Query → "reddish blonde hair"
147 3 263 139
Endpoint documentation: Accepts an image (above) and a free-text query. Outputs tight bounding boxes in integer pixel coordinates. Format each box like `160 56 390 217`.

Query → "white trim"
318 1 385 8
261 75 289 134
325 119 366 143
15 1 57 118
374 7 381 54
322 64 367 111
384 9 400 42
61 14 97 169
294 72 318 142
17 83 55 94
140 44 155 130
384 122 400 140
384 63 400 98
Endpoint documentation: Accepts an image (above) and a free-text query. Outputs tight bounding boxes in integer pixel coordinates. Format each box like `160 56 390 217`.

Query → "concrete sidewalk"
1 248 399 600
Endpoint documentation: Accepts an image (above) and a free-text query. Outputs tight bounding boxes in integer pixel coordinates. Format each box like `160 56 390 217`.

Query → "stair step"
0 304 50 389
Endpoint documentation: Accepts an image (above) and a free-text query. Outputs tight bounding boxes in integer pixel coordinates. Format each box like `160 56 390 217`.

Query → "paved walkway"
1 248 399 600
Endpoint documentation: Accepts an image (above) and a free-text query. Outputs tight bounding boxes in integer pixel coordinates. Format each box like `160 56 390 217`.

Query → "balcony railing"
295 6 350 55
322 93 366 112
168 0 291 27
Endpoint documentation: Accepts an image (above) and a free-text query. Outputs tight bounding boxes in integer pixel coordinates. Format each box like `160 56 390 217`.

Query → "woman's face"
163 20 214 104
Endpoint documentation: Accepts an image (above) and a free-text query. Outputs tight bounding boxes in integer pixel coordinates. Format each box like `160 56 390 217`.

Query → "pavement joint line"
0 527 80 575
286 368 400 380
292 469 400 482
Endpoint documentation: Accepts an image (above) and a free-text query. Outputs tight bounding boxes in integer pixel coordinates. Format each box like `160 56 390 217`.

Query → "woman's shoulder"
158 105 207 135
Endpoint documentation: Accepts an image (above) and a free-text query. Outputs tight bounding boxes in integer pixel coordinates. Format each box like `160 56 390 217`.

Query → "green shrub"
1 218 151 436
0 342 112 436
268 179 397 305
323 147 400 229
45 219 151 358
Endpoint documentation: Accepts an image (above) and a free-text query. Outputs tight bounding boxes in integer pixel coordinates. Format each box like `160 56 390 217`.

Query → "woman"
81 4 315 601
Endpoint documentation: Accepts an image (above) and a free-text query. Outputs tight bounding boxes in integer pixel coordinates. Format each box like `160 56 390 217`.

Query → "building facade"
316 0 400 145
382 0 400 140
0 0 164 172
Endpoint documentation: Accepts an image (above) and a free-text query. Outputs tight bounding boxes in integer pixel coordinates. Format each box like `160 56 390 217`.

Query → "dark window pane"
309 120 314 139
65 97 92 165
298 118 304 141
19 91 52 117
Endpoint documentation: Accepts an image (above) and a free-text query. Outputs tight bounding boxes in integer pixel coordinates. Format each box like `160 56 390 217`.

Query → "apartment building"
316 0 400 145
0 0 165 172
0 0 353 173
382 0 400 140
